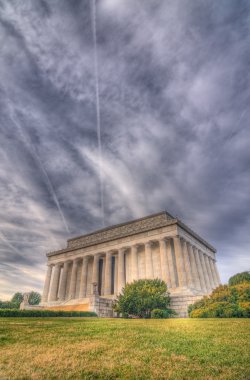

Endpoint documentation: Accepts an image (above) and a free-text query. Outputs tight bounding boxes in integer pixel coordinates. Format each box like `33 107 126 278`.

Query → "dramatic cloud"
0 0 249 299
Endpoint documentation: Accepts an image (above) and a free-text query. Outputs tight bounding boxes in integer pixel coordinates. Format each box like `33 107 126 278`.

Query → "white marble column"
79 256 89 298
49 263 61 301
92 254 100 294
208 257 218 288
58 261 70 301
131 245 139 281
173 236 187 287
145 242 154 279
187 243 201 290
204 254 215 290
117 248 126 293
167 239 177 288
181 239 193 288
104 251 113 296
199 250 211 293
69 259 78 299
193 247 207 292
212 259 221 285
42 264 53 302
159 239 171 287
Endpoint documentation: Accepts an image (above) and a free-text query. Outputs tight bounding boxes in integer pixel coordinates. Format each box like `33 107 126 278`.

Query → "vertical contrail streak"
91 0 105 227
8 104 70 234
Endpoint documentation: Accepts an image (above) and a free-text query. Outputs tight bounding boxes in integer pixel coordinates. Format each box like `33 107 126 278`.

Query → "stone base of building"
36 290 203 318
170 294 203 317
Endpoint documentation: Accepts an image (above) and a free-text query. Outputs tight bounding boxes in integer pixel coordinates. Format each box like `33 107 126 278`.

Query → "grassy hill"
0 318 249 379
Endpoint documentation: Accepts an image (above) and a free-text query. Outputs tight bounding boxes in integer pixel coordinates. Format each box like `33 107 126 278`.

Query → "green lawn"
0 318 249 380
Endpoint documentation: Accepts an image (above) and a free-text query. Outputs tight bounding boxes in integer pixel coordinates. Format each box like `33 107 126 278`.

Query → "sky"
0 0 249 300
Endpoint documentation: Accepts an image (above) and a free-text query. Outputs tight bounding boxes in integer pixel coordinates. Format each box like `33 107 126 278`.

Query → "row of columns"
42 236 220 303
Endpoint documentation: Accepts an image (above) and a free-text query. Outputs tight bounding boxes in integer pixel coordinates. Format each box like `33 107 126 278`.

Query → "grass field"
0 318 249 380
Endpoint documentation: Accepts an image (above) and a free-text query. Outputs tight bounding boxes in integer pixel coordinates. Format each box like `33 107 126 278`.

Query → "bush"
113 279 171 318
151 308 177 318
189 280 250 318
0 309 97 317
151 309 164 318
239 302 250 318
229 271 250 286
190 309 209 318
0 301 17 309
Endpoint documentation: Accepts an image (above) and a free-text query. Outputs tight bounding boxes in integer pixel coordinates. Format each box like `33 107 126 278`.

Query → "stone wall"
170 294 203 318
89 295 115 317
88 294 202 318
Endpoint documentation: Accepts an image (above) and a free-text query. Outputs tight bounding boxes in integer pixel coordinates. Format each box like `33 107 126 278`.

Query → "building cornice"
46 211 216 257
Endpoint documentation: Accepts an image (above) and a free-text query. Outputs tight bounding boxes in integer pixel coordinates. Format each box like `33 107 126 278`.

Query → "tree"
113 279 173 318
28 292 41 305
229 271 250 286
11 292 23 307
0 291 42 309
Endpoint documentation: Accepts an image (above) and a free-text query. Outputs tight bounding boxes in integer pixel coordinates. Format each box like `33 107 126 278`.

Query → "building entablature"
46 212 216 259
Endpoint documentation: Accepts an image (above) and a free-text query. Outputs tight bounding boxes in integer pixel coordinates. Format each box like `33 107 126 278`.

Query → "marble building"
40 211 220 317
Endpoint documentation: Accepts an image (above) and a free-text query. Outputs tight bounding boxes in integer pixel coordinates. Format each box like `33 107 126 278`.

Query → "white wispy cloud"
0 0 249 298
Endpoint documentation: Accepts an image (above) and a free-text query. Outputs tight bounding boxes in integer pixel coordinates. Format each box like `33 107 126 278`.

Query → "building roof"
47 211 216 257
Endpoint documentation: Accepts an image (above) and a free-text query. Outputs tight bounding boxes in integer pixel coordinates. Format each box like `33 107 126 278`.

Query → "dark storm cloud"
0 0 249 298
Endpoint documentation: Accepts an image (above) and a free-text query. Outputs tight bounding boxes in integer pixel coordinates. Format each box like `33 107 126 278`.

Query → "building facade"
40 212 220 317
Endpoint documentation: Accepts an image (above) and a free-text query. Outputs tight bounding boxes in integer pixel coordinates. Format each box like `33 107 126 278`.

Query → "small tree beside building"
113 279 175 318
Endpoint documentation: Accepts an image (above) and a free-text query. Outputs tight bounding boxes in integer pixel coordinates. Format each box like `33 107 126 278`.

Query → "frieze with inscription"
67 213 174 250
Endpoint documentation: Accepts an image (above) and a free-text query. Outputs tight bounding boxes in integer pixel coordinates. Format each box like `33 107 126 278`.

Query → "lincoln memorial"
40 211 220 317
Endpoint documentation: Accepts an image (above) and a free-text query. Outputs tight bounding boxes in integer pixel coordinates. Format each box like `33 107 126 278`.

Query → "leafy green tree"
229 271 250 286
11 292 23 307
28 292 41 305
113 279 173 318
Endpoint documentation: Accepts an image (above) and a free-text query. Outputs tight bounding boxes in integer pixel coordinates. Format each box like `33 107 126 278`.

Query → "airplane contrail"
0 230 21 256
7 103 70 234
91 0 105 227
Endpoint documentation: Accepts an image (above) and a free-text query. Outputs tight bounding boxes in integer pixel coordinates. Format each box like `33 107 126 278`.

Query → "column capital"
131 243 141 248
64 259 72 265
173 234 181 239
92 252 102 259
145 241 153 248
72 257 81 263
106 249 115 255
54 262 63 268
118 247 128 254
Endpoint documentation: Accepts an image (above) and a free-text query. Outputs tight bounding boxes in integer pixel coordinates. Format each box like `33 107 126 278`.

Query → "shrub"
239 302 250 318
0 309 97 317
0 301 17 309
190 309 209 318
189 279 250 318
150 308 176 318
113 279 171 318
229 271 250 286
151 309 164 318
